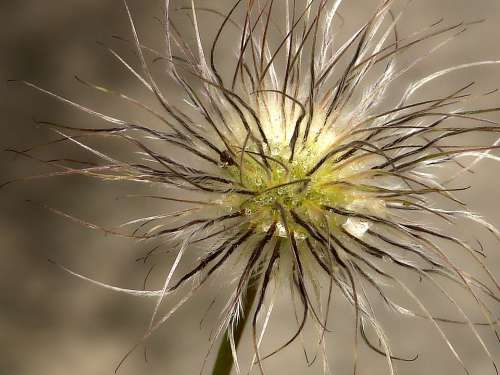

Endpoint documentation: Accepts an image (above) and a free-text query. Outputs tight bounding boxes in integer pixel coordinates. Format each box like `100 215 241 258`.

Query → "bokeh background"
1 1 500 374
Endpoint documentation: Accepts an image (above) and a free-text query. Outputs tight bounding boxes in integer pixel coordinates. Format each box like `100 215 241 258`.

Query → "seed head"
12 0 500 373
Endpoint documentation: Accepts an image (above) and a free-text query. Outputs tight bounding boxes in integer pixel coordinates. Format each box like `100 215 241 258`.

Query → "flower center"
222 143 357 238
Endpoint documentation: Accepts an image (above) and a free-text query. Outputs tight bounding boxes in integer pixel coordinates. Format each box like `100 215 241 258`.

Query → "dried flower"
10 0 500 374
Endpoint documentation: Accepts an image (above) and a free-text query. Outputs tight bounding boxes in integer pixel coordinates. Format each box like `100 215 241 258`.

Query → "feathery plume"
9 0 500 374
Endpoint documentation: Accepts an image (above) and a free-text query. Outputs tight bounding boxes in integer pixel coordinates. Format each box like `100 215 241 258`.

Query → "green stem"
211 275 259 375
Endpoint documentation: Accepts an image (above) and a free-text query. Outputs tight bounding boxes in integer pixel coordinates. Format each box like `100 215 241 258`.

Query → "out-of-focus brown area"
1 1 499 374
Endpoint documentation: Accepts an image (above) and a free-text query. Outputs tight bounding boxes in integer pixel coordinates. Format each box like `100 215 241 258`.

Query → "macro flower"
10 0 500 374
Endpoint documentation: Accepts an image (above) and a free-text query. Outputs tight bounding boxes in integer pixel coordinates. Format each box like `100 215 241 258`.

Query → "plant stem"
211 275 259 375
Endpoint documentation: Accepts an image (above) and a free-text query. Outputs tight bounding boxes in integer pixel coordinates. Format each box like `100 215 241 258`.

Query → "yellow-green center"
222 145 358 237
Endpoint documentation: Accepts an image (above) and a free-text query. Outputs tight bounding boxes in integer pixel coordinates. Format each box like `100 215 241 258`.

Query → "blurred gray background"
1 1 500 374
